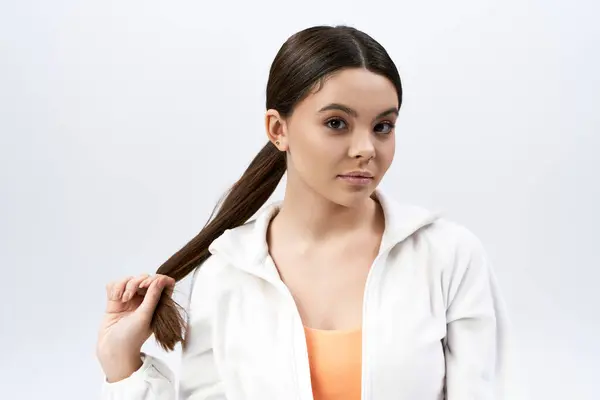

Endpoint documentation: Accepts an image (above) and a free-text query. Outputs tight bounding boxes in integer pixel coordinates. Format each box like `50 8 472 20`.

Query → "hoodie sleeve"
101 264 226 400
443 229 516 400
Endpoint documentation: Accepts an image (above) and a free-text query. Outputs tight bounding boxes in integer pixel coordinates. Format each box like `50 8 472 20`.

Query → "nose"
348 130 375 161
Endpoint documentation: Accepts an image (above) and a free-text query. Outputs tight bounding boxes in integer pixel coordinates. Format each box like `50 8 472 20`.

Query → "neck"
273 179 380 244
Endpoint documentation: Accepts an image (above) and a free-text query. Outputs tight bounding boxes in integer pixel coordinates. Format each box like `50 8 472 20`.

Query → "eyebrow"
318 103 399 120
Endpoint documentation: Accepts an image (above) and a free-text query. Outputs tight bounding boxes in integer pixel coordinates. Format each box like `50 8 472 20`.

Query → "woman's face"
267 67 398 207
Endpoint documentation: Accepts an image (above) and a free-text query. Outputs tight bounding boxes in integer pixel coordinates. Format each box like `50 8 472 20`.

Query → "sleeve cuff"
103 353 155 388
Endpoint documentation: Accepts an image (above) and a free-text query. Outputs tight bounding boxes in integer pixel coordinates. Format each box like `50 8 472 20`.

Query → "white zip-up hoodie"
101 190 514 399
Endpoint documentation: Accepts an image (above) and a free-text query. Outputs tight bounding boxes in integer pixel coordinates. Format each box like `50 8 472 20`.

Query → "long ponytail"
151 142 286 351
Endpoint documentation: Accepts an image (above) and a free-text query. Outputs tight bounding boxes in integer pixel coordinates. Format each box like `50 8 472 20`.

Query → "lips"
338 171 374 178
337 171 374 186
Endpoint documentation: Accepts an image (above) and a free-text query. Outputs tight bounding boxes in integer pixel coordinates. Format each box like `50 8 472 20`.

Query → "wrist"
101 352 144 383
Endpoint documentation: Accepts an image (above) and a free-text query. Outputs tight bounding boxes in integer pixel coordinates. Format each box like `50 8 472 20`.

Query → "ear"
265 109 289 151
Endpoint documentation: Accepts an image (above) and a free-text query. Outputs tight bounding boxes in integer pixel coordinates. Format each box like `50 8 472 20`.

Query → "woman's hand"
96 274 175 382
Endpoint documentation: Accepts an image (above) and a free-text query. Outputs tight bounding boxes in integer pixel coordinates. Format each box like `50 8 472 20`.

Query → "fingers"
105 274 175 304
106 276 133 302
138 274 175 294
122 274 150 302
138 275 154 290
138 275 176 315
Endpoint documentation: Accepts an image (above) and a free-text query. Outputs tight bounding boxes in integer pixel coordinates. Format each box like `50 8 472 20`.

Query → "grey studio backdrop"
0 1 598 399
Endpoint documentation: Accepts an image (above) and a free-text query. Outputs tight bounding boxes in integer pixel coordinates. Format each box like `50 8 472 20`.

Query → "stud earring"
275 140 280 146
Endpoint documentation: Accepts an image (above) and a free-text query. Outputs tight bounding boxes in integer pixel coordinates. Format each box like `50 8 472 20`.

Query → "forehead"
296 68 399 115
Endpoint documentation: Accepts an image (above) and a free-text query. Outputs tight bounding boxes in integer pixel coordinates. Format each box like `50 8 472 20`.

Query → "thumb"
137 277 169 316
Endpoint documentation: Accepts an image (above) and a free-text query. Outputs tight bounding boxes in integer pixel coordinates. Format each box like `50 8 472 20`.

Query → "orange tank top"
303 326 362 400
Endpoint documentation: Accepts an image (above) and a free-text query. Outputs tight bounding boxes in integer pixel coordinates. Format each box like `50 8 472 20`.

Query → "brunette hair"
151 25 403 351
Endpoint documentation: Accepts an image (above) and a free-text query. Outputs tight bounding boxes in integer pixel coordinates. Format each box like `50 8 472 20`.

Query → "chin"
326 186 376 209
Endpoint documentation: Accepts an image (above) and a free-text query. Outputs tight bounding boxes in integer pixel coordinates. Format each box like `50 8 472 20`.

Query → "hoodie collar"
208 189 441 280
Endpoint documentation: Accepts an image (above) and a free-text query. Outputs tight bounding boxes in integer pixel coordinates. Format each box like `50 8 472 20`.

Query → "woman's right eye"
325 118 348 130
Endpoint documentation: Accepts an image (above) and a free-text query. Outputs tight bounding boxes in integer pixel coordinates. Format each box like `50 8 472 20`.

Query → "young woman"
97 25 512 399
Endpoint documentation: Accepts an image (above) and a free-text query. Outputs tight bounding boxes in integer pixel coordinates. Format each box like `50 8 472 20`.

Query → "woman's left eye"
375 121 395 134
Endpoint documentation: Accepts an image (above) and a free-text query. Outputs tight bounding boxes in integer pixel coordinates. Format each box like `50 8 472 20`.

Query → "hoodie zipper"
274 278 313 400
359 222 437 398
360 244 395 400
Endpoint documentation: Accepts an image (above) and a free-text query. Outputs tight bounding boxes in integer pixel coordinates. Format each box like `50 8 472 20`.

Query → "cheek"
289 129 341 177
377 137 396 169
